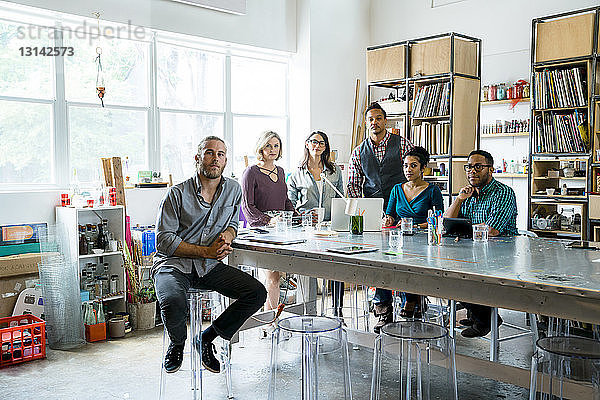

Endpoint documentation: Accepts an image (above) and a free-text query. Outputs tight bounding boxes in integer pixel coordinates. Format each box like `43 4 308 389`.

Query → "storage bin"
535 13 595 62
0 314 46 367
367 44 406 82
410 37 478 77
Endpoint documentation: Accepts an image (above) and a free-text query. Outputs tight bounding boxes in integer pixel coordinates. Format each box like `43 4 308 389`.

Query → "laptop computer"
442 218 473 238
330 198 384 232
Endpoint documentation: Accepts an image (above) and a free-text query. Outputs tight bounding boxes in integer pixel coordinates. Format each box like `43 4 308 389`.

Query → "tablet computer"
326 245 378 255
242 236 306 245
443 218 473 238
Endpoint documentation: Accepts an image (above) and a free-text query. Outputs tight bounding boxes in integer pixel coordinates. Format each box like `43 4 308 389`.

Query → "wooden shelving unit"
481 98 530 106
481 132 529 138
367 32 481 206
528 6 600 240
494 173 528 178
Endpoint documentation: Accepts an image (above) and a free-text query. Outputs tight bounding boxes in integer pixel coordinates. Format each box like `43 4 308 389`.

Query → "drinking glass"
473 224 489 243
389 230 403 249
282 211 293 229
302 213 313 231
401 217 414 235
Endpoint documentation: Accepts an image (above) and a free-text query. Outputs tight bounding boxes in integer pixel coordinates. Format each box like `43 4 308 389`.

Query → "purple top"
241 165 295 227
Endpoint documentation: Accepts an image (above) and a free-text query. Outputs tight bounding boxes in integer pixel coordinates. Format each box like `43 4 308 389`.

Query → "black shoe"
373 303 393 334
164 343 184 373
459 318 474 326
195 337 220 373
461 316 503 338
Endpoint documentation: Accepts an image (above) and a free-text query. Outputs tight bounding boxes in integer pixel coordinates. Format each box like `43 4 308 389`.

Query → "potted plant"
128 282 157 331
124 242 157 330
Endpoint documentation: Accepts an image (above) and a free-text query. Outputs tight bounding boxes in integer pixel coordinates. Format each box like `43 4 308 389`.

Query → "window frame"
0 6 291 191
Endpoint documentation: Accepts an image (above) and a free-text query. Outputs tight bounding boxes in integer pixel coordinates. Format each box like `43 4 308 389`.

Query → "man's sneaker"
373 303 393 334
195 337 221 373
164 343 184 373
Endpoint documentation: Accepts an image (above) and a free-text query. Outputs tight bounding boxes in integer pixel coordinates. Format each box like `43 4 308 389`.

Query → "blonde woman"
241 131 295 314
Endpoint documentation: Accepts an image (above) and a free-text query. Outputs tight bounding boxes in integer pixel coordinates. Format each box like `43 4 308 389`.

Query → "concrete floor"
1 306 534 399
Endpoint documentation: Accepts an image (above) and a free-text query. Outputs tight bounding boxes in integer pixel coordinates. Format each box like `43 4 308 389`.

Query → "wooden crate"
410 37 478 78
535 13 595 62
367 44 406 82
451 76 479 156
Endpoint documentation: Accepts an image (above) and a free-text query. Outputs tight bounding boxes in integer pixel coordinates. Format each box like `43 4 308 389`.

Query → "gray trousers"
154 263 267 345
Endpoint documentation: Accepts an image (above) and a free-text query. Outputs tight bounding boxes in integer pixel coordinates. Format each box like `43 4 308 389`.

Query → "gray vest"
359 134 406 210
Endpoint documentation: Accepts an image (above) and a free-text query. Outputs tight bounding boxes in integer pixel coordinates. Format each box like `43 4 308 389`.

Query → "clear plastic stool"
268 315 352 400
371 321 458 400
159 289 232 399
529 336 600 399
320 281 370 331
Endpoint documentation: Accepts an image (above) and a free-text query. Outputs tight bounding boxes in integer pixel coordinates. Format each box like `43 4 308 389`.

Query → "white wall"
7 0 296 52
288 0 370 169
369 0 599 230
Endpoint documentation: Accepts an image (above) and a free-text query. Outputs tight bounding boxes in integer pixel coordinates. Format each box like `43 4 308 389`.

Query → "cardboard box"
0 273 39 317
0 253 41 278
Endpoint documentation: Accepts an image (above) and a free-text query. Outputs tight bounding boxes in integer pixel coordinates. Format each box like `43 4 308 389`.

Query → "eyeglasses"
463 164 492 172
308 139 326 147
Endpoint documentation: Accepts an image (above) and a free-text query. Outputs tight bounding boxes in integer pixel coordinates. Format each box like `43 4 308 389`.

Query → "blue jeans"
373 288 392 305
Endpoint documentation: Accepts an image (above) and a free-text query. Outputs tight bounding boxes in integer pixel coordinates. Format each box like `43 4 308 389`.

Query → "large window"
0 6 290 188
0 21 54 185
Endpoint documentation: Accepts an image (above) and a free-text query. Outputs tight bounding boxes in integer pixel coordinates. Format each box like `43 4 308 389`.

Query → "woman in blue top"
382 146 444 318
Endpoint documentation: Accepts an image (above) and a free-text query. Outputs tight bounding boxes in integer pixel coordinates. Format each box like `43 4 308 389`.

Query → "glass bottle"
97 302 106 324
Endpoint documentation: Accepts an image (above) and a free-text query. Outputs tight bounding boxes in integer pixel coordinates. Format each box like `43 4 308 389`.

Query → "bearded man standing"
153 136 267 374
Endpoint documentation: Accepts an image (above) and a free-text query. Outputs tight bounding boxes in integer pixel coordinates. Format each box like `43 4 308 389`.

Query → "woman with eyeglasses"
241 131 295 319
382 146 443 318
288 131 345 316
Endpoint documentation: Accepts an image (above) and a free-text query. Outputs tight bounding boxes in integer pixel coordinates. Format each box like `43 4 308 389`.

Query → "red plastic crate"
0 314 46 367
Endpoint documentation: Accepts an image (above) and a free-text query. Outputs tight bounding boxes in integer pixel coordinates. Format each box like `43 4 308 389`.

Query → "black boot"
373 303 393 334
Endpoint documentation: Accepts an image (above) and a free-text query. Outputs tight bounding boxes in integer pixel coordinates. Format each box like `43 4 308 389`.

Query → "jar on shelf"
523 83 530 98
497 83 507 100
506 85 513 100
489 84 497 101
482 86 489 102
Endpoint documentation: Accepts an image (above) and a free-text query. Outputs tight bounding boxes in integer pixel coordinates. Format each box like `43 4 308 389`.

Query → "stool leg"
416 343 423 399
363 286 370 332
341 330 353 399
267 328 279 400
370 336 382 400
448 337 458 400
406 340 413 399
490 307 499 362
189 292 202 400
215 293 234 399
224 341 233 399
159 327 168 399
449 300 456 339
301 333 319 400
320 280 327 317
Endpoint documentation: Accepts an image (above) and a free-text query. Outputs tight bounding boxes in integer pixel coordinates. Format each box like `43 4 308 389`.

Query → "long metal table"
231 229 600 395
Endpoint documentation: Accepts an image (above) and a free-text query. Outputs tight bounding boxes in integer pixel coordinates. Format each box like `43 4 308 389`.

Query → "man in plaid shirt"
444 149 518 338
347 102 414 333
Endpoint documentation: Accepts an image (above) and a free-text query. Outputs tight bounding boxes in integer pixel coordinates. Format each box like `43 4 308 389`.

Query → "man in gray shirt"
153 135 267 374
